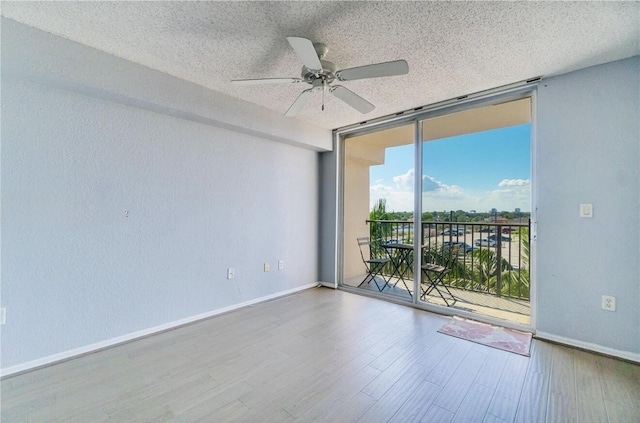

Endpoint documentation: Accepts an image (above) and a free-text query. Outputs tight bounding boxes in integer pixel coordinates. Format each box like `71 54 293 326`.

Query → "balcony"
345 220 531 324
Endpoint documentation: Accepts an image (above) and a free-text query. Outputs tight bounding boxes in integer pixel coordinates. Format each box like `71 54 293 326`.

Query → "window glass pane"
342 123 415 301
419 99 532 325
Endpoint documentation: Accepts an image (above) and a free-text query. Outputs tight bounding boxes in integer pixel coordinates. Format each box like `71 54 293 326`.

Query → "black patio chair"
357 237 391 292
420 243 461 306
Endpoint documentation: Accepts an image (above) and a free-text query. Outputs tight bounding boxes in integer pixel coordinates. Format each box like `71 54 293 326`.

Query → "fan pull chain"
322 80 325 111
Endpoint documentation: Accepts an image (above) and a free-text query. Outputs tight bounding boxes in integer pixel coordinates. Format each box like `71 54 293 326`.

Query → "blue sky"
370 123 531 212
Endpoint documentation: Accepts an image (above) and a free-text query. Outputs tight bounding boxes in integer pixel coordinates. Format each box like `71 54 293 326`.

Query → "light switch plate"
580 204 593 218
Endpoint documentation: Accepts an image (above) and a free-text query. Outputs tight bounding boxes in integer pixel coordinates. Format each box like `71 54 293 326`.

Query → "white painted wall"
536 56 640 358
1 20 330 371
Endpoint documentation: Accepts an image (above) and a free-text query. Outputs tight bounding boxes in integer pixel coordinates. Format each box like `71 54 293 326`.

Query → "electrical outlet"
227 268 234 280
602 295 616 311
264 262 270 272
278 260 284 270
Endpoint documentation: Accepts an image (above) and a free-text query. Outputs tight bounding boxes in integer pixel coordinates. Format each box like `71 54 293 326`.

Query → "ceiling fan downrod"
322 80 326 111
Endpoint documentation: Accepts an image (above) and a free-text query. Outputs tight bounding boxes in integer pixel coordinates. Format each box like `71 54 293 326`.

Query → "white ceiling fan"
231 37 409 117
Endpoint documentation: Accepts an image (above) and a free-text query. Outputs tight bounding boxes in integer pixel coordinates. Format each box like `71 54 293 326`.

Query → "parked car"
443 241 476 253
488 234 512 242
474 238 496 247
479 228 495 233
439 229 465 236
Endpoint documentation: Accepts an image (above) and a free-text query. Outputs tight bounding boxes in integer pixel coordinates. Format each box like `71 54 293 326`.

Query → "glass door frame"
336 82 538 331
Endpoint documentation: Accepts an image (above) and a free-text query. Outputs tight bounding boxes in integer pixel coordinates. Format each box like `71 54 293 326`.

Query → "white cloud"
370 170 531 212
388 168 463 194
371 169 465 211
370 183 414 212
498 179 530 187
392 169 414 191
481 179 531 211
423 175 464 197
422 175 441 192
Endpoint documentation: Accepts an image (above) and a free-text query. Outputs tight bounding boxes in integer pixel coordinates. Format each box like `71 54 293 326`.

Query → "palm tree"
500 227 531 299
462 227 531 298
467 249 512 294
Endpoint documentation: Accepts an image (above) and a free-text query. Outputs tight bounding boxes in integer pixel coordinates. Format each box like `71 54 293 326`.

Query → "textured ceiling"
2 1 639 129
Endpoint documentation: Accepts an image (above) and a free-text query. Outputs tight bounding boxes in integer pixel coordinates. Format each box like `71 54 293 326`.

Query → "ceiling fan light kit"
231 36 409 117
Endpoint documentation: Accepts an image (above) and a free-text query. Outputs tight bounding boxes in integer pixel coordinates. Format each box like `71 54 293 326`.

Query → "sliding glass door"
339 89 534 328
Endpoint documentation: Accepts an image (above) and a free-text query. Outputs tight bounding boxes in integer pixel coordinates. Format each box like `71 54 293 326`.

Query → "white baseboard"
535 331 640 363
1 282 320 378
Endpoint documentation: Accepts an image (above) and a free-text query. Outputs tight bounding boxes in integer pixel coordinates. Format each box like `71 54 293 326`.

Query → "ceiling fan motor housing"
301 59 337 84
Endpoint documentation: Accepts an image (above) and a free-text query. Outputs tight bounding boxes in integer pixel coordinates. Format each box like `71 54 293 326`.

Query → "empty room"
1 2 639 422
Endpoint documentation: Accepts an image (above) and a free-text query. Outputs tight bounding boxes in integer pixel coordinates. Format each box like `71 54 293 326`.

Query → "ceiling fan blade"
331 86 375 114
337 60 409 81
285 89 314 117
231 78 303 85
286 36 322 71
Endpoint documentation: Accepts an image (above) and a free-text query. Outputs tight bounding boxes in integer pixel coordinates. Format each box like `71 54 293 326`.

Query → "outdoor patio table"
381 243 418 297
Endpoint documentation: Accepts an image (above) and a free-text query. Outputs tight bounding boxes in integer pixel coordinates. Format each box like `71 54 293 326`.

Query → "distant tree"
388 211 411 221
453 210 469 222
422 212 434 221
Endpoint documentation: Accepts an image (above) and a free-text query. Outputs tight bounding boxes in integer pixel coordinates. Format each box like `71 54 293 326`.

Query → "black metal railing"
366 219 531 300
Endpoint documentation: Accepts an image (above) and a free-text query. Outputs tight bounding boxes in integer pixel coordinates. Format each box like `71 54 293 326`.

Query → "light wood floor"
2 287 639 422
